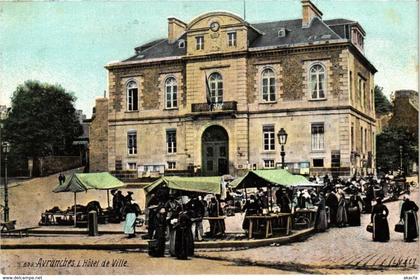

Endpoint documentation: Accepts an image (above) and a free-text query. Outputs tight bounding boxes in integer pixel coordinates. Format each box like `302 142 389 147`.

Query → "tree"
376 126 418 174
374 85 392 115
3 81 82 175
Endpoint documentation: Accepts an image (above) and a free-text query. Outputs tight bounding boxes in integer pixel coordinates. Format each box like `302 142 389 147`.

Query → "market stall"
230 169 319 237
52 172 126 226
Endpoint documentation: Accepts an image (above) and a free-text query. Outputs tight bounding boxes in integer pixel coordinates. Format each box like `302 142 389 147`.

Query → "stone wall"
39 156 82 177
89 98 109 172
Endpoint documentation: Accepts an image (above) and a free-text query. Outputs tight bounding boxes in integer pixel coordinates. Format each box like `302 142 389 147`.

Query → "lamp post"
2 141 10 222
277 128 288 169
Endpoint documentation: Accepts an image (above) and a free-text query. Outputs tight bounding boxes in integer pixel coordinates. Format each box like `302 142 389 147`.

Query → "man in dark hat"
58 173 66 185
111 190 124 221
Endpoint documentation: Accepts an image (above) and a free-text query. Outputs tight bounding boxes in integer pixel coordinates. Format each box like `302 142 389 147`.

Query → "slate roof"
123 17 357 62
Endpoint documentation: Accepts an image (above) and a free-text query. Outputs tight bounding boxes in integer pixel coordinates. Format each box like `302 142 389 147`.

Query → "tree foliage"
376 126 418 173
3 81 82 159
374 85 392 115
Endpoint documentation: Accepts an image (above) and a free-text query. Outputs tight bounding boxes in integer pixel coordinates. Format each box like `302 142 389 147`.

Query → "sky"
0 0 418 118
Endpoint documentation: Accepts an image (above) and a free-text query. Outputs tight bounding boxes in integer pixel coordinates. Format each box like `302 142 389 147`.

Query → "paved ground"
196 186 420 274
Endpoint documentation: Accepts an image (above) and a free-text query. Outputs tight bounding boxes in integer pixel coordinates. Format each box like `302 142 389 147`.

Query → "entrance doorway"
201 125 229 176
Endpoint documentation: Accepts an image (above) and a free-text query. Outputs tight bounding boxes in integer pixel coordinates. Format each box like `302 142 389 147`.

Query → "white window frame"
126 80 139 111
208 72 223 104
309 63 326 100
166 129 177 154
165 77 178 109
261 68 276 102
127 131 137 155
196 36 204 50
263 159 275 168
178 39 185 48
228 32 237 47
311 123 324 151
263 125 275 151
167 161 176 170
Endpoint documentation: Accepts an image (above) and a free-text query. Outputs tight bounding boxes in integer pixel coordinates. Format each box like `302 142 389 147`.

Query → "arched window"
208 73 223 104
165 77 178 109
309 64 326 99
261 68 276 102
126 80 138 111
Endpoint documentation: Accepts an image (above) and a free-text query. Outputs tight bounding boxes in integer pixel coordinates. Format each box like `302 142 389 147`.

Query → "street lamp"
2 141 10 222
277 128 288 169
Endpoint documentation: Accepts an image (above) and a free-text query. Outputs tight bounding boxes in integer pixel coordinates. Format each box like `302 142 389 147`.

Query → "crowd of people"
110 190 142 238
102 171 418 260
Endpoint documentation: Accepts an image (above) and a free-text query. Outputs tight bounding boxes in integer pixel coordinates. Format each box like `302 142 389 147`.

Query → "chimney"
301 0 323 28
168 17 187 44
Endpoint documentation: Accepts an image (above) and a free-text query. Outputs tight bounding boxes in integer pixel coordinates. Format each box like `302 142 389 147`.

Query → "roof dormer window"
351 27 365 52
278 28 286 38
178 39 185 48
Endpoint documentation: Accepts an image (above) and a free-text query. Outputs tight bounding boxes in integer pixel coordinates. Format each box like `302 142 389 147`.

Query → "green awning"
231 169 317 189
144 176 221 195
53 172 126 193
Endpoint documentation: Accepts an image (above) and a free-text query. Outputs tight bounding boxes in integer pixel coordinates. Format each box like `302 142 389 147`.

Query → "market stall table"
244 213 291 239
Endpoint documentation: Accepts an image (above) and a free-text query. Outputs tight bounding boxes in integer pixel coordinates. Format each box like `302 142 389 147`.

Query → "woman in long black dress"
400 197 419 242
336 193 348 227
348 195 361 226
326 191 339 227
149 205 167 257
174 211 194 260
371 197 390 242
314 192 328 232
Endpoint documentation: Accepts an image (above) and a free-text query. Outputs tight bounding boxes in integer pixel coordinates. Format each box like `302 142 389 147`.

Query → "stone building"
90 0 377 177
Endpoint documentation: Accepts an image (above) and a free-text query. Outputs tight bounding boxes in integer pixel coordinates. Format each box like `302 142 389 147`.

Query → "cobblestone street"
196 187 420 274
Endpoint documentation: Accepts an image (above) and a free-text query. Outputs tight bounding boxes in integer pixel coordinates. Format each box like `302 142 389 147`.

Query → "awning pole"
269 186 273 213
74 192 77 227
107 190 110 208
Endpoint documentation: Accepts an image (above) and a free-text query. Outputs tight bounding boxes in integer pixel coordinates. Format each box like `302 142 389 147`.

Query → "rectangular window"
361 80 365 108
372 132 375 154
196 36 204 50
349 71 353 101
311 123 324 151
351 124 354 151
127 162 137 170
370 89 374 111
167 161 176 170
364 128 367 153
228 32 237 47
263 125 275 151
128 88 138 111
166 130 177 154
264 159 275 168
313 158 324 167
127 131 137 155
360 127 363 153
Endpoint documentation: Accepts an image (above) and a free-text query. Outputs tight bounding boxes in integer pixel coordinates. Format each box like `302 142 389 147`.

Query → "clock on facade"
210 21 220 32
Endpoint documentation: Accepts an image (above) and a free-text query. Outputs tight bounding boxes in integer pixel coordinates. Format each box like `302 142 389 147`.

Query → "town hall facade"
89 0 377 177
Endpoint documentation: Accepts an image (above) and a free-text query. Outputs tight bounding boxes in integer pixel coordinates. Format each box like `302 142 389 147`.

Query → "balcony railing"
191 101 237 113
